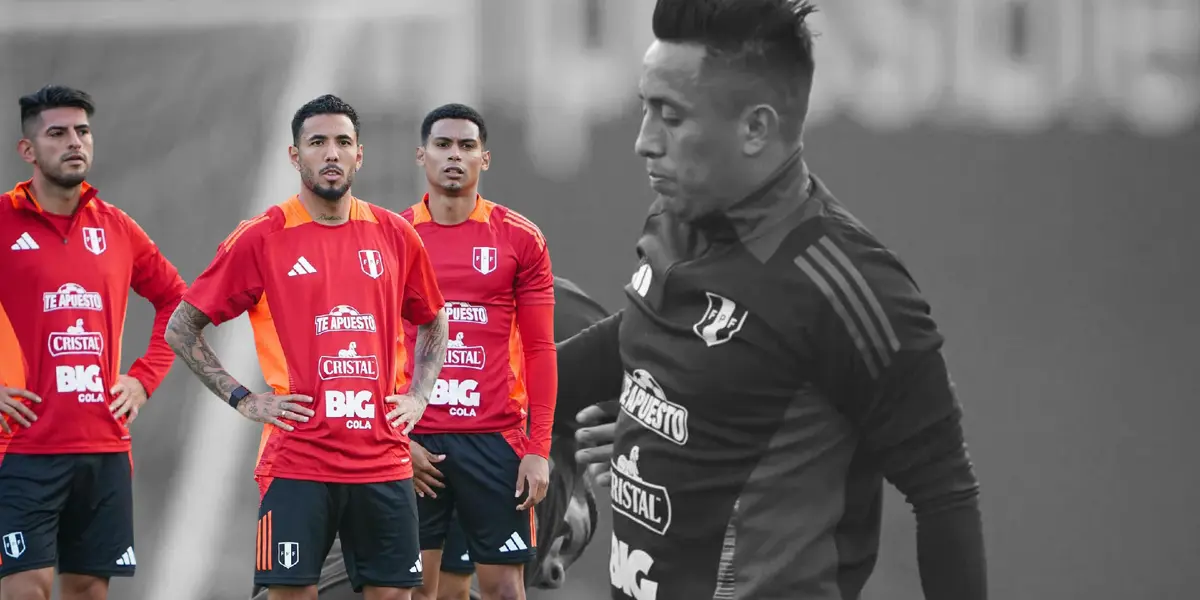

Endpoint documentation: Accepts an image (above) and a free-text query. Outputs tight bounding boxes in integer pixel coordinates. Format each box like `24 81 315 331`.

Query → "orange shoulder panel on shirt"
349 197 380 223
278 196 313 229
219 212 275 252
499 206 547 252
469 196 496 223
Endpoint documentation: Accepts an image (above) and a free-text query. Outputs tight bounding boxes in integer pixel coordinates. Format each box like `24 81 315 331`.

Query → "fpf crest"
359 249 384 279
692 292 749 347
82 227 106 255
473 246 497 275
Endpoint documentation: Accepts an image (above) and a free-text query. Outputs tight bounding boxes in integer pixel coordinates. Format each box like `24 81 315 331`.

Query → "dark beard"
44 168 87 189
312 182 350 202
302 167 353 203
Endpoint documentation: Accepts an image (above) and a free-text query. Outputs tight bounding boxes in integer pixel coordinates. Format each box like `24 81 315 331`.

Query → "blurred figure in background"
556 0 988 598
166 94 449 600
0 85 186 600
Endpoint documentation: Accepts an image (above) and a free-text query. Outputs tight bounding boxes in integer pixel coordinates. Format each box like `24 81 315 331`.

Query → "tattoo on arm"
410 309 449 400
164 301 243 404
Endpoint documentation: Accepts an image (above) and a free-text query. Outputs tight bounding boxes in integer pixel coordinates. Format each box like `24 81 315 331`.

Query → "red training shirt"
0 180 186 455
185 196 444 484
400 195 557 458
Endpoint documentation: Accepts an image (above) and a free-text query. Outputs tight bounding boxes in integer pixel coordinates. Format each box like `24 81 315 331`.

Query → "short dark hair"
652 0 818 140
420 103 488 146
291 94 361 144
19 85 96 136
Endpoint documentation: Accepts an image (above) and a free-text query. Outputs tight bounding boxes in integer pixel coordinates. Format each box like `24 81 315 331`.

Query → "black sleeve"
799 235 986 600
553 277 612 342
556 309 625 418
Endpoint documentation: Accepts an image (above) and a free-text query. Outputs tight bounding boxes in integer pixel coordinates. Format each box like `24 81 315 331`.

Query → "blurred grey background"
2 0 1198 598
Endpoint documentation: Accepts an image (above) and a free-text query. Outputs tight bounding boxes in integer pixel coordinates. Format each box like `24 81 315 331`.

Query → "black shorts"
412 432 536 566
0 452 136 579
253 477 422 591
440 513 474 574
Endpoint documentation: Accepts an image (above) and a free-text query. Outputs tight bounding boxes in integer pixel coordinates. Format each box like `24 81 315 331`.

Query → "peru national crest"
359 249 384 279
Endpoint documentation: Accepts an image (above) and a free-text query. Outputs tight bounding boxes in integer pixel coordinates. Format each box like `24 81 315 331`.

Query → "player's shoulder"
358 200 424 247
779 177 928 315
490 201 547 251
216 205 285 253
362 200 414 230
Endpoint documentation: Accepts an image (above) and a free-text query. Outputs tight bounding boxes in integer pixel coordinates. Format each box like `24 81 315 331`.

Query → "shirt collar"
6 179 98 214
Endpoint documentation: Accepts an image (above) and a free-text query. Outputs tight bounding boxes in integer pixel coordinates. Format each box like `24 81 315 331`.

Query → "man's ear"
740 104 779 157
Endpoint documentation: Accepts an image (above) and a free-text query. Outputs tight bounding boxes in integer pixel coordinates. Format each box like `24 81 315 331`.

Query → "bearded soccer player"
164 95 449 600
0 85 186 600
249 276 609 600
398 104 555 600
556 1 988 599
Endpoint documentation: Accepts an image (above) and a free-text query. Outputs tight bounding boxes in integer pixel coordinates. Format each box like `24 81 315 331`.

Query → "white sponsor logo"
325 390 375 430
445 301 488 325
318 343 380 381
314 305 377 335
48 319 103 357
498 532 528 553
610 533 658 600
610 447 672 536
115 547 136 566
618 370 689 446
692 292 749 347
287 256 318 277
444 333 485 370
43 283 103 313
56 364 106 403
10 232 38 251
430 378 479 417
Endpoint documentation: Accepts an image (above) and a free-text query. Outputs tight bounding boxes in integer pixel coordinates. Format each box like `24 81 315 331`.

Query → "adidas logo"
116 546 137 566
460 552 470 562
287 256 318 277
498 532 528 553
409 556 423 573
10 232 39 251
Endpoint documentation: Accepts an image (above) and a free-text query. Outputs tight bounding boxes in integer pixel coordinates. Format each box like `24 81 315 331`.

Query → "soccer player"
555 1 989 599
164 94 449 600
249 276 609 600
0 85 187 600
399 103 556 600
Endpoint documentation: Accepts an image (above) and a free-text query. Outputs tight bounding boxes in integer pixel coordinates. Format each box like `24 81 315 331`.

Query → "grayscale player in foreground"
558 1 988 598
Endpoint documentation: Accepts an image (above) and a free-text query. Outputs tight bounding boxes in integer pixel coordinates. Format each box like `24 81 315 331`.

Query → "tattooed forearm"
410 308 449 401
164 301 244 404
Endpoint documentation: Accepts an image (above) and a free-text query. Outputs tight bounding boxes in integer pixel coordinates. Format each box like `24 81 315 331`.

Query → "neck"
31 172 83 216
426 185 479 226
722 147 809 241
298 186 352 225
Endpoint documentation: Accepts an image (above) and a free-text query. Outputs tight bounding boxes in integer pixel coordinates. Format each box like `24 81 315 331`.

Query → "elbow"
162 319 185 356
